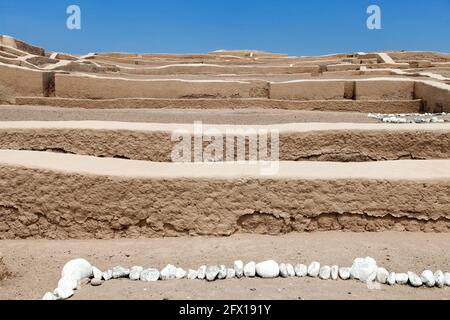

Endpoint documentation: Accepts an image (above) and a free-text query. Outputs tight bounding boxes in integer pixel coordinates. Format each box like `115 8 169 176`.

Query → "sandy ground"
1 232 449 300
0 105 393 124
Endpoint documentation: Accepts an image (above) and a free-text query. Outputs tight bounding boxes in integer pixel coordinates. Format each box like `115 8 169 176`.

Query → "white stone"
396 273 409 285
421 270 436 287
444 272 450 286
331 265 339 280
54 286 74 300
129 266 143 281
319 266 331 280
197 265 207 280
256 260 280 278
112 266 130 279
376 268 389 284
387 272 396 286
58 276 78 290
244 261 256 277
61 258 93 281
160 264 177 280
175 267 187 279
234 260 244 278
408 272 422 287
206 266 220 281
140 268 160 282
286 264 295 277
307 261 320 277
338 267 351 280
279 263 288 278
102 270 112 281
218 265 227 279
42 292 57 300
187 269 198 280
92 266 103 280
226 268 236 279
434 270 445 288
294 264 308 277
351 257 377 282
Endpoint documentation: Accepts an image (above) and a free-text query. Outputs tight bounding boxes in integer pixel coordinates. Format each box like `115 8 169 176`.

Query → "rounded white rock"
187 269 198 280
331 265 339 280
175 268 187 279
338 267 351 280
102 270 113 281
387 272 396 286
279 263 288 278
376 268 389 284
286 264 295 277
307 261 320 277
112 266 130 279
206 266 220 281
58 276 78 290
351 257 377 282
61 258 93 282
255 260 280 278
218 265 227 279
160 264 177 280
244 261 256 277
129 266 144 281
92 266 103 280
54 286 74 300
294 264 308 277
140 268 160 282
234 261 244 278
395 273 409 285
408 272 422 287
319 266 331 280
197 265 207 280
421 270 436 287
434 270 445 288
42 292 57 300
227 268 236 279
444 272 450 286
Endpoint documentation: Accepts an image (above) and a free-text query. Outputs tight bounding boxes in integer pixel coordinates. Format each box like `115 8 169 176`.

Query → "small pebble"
387 272 396 286
226 268 236 279
160 264 177 280
286 264 295 277
140 268 160 282
331 265 339 280
279 263 288 278
376 268 389 284
421 270 436 287
102 270 113 281
244 261 256 277
294 264 308 277
187 269 198 280
175 267 187 279
319 266 331 280
218 265 227 279
234 261 244 278
307 261 320 277
129 266 143 281
92 266 103 280
338 267 351 280
112 266 130 279
396 273 409 285
434 270 445 288
197 265 207 280
255 260 279 278
206 266 220 281
90 278 103 286
408 272 422 287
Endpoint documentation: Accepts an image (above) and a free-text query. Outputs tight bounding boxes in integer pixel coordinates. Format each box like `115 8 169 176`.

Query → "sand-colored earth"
0 232 449 300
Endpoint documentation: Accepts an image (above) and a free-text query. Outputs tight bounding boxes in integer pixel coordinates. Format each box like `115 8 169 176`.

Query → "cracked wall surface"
0 125 450 162
1 153 450 239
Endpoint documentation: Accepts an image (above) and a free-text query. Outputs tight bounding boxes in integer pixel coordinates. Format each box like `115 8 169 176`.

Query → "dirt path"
1 232 449 300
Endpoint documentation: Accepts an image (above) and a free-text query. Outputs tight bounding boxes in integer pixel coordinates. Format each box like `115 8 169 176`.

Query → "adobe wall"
0 152 449 239
54 74 262 99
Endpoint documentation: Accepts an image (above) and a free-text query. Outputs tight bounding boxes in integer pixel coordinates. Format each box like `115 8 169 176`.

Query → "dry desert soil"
1 232 449 300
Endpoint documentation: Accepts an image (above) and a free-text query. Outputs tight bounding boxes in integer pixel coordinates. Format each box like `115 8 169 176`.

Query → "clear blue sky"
0 0 449 55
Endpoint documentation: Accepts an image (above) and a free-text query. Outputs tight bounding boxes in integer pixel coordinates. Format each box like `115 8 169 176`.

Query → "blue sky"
0 0 449 55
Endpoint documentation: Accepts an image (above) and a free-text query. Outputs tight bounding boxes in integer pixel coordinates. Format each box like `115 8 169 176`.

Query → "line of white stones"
43 257 450 300
368 112 447 123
